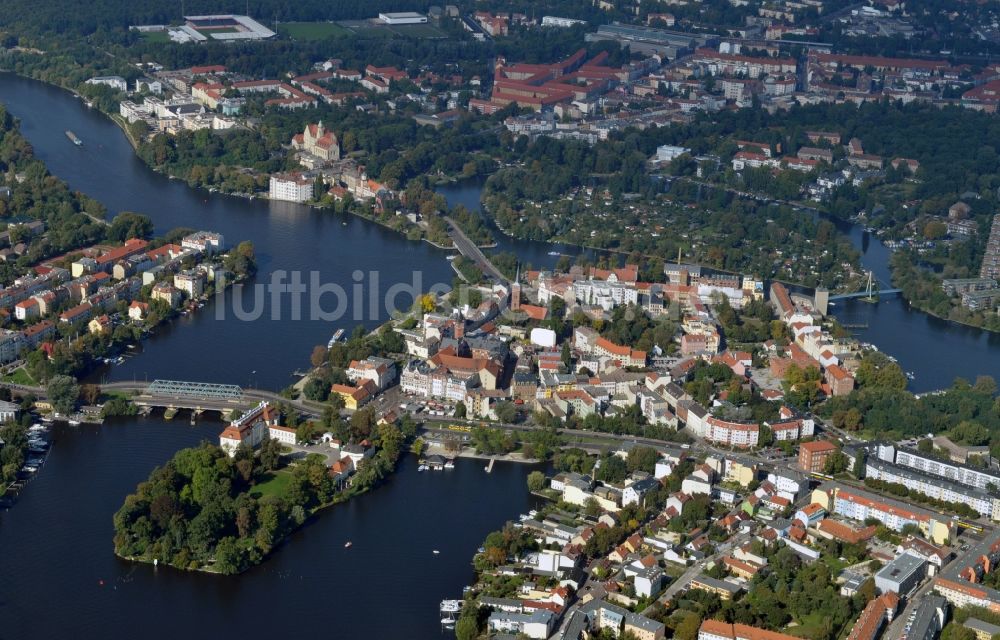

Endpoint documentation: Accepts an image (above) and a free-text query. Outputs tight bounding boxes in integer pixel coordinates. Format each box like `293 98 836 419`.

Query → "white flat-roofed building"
875 552 927 595
542 16 586 27
86 76 128 91
656 145 691 163
379 12 428 24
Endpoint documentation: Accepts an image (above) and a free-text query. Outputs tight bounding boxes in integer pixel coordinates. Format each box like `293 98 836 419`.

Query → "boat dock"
485 457 495 473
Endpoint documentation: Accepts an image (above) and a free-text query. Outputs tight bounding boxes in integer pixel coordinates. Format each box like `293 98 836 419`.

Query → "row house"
705 415 759 448
592 336 647 368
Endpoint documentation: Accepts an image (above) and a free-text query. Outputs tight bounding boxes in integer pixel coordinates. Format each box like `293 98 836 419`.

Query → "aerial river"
0 71 994 637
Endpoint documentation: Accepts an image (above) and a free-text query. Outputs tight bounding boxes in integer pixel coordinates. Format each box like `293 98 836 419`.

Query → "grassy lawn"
279 21 351 40
786 612 837 639
253 470 293 499
2 368 37 386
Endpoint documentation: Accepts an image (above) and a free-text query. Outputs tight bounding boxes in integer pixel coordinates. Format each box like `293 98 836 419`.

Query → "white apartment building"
573 280 638 310
173 270 204 299
269 173 313 203
890 445 1000 492
866 459 998 520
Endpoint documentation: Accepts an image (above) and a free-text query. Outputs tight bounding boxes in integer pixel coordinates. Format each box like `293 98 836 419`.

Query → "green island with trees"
113 410 407 574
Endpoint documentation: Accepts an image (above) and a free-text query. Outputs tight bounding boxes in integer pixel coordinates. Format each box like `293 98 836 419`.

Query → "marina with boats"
440 599 461 627
417 454 455 471
1 423 50 508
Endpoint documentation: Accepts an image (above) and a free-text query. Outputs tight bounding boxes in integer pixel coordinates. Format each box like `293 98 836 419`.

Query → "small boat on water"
327 328 346 348
444 460 455 470
433 549 440 555
548 251 560 256
67 419 81 426
65 130 82 146
344 541 353 548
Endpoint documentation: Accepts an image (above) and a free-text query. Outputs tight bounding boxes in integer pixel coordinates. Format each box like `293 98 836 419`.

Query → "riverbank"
424 443 540 464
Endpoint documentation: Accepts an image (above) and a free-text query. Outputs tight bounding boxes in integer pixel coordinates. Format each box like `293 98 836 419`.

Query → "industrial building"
379 12 428 25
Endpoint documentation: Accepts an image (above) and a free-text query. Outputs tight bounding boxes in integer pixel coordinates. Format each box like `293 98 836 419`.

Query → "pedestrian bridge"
828 288 902 301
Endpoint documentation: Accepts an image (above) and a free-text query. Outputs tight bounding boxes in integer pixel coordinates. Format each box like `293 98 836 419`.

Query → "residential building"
811 482 954 545
846 592 900 640
623 477 661 506
799 440 839 473
690 575 743 600
965 618 1000 640
865 457 999 520
346 356 397 390
699 619 801 640
88 314 111 335
173 269 204 299
900 596 947 640
128 301 149 322
981 215 1000 280
181 231 224 254
487 609 553 639
331 380 377 410
872 442 1000 494
269 173 314 203
151 283 182 307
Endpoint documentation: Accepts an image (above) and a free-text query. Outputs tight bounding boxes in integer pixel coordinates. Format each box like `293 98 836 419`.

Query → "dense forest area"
822 368 1000 455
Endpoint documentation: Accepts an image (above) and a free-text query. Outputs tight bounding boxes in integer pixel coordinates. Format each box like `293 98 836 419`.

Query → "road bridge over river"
443 216 507 283
1 379 325 418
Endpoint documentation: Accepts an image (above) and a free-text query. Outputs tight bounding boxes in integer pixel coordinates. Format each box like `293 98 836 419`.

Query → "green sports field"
278 22 351 41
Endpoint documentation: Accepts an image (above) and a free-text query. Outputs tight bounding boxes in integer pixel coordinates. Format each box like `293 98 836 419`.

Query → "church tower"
510 263 521 311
